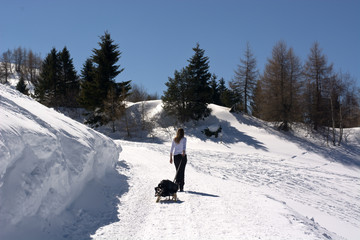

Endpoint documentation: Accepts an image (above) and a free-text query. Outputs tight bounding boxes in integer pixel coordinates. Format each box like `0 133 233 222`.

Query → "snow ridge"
0 84 121 239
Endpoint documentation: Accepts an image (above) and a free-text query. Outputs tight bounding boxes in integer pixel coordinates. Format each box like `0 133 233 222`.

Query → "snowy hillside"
1 63 36 94
0 84 359 239
0 84 122 239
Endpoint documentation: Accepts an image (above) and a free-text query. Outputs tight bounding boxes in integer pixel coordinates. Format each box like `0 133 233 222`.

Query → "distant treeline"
162 42 360 134
1 32 359 142
0 47 42 89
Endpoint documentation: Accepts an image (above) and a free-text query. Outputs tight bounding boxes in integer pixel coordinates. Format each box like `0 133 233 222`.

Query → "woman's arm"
182 138 187 156
170 141 174 164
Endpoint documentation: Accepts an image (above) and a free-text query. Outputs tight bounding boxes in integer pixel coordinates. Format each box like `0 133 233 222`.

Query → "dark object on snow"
202 126 222 138
155 179 178 202
155 157 186 202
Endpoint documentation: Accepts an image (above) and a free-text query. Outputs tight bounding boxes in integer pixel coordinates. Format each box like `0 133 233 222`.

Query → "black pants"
174 154 187 190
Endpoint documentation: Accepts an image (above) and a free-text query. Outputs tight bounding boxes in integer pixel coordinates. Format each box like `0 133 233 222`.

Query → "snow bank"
0 85 121 237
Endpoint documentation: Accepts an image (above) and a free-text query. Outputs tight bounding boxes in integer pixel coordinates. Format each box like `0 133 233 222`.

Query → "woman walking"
170 128 187 192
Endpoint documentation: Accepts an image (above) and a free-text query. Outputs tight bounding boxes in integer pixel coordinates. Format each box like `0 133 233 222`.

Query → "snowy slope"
93 102 360 240
0 84 122 239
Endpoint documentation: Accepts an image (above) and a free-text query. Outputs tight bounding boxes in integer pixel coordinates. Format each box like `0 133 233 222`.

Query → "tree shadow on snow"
186 114 268 152
281 131 360 168
260 125 360 169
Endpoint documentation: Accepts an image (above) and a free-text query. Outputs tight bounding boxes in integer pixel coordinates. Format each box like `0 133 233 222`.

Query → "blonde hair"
174 128 184 144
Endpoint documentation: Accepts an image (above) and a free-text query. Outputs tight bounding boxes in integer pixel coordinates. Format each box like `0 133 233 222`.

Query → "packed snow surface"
0 84 359 239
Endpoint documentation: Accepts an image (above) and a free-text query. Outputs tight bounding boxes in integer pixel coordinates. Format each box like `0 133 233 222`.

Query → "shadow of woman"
185 191 219 198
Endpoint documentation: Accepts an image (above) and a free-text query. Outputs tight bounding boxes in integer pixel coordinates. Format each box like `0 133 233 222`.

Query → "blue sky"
1 0 359 96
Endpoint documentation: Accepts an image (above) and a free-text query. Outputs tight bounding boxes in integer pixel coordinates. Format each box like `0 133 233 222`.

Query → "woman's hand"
170 158 173 164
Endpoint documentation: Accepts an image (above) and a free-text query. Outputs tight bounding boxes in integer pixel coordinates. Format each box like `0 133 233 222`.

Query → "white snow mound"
0 85 120 227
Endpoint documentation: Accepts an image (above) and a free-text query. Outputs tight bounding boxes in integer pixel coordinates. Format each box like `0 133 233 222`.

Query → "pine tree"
210 74 221 105
59 47 79 107
162 68 189 123
34 48 61 106
185 43 212 120
230 43 258 114
162 43 212 122
34 47 79 107
92 31 124 103
79 31 129 127
218 78 236 108
16 75 29 95
78 58 98 110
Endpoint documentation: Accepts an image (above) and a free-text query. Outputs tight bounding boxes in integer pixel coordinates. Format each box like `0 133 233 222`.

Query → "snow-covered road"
92 140 359 240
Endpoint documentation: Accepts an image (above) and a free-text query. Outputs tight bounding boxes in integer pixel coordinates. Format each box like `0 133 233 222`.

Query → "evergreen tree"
78 58 98 110
34 47 79 107
34 48 61 106
162 43 212 122
79 31 129 127
162 68 189 123
92 31 124 103
186 43 212 120
218 78 236 108
16 75 29 95
59 47 79 107
210 74 221 105
230 43 258 114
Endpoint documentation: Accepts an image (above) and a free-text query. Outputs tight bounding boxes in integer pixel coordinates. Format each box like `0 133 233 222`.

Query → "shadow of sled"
158 198 184 204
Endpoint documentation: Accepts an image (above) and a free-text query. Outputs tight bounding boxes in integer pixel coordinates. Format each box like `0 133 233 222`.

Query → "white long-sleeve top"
170 137 187 155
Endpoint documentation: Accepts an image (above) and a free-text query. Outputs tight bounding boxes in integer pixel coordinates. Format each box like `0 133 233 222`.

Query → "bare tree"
337 72 360 143
323 74 339 146
128 83 148 102
13 47 26 73
230 42 258 114
26 49 42 84
261 41 303 131
251 79 265 119
0 49 13 84
127 83 159 102
303 42 333 130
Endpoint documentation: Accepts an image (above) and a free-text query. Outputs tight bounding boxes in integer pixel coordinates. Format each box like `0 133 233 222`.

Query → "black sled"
154 179 178 202
154 157 185 202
